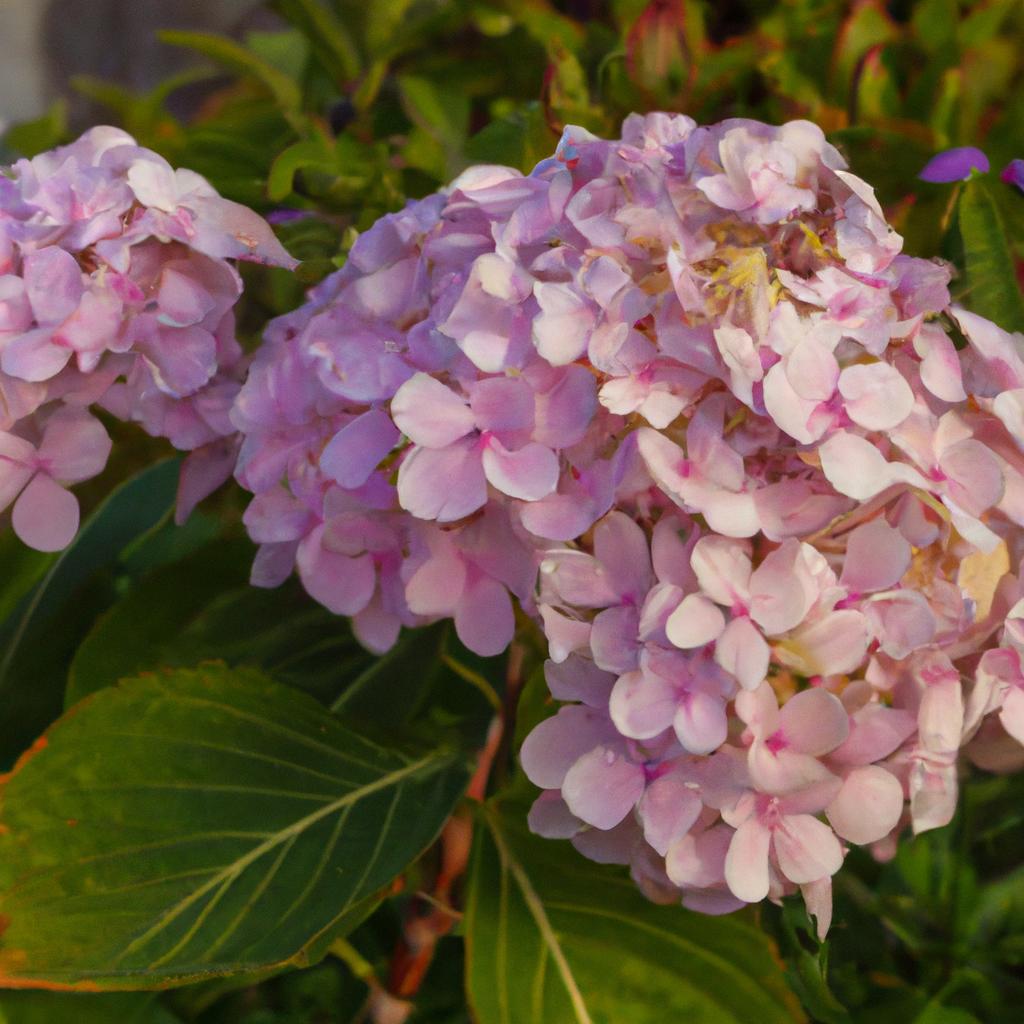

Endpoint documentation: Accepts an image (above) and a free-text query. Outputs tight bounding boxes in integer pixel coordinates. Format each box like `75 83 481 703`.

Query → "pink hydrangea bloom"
0 126 295 550
230 111 1024 937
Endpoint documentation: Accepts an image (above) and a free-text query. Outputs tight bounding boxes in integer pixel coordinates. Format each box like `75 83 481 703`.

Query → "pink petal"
609 667 677 740
0 432 35 511
520 705 617 789
748 539 817 635
749 744 837 796
714 615 770 690
777 609 871 676
840 518 911 593
773 814 843 884
391 373 475 448
999 686 1024 745
1 327 72 381
12 473 79 551
667 823 733 889
23 246 83 325
826 766 903 844
674 688 728 755
589 605 641 673
786 338 839 401
538 605 591 662
725 819 772 903
838 362 914 430
593 510 655 602
397 440 487 522
481 439 559 501
638 774 703 856
532 282 593 365
801 876 833 941
665 593 726 649
829 704 916 765
863 591 935 659
690 535 752 607
938 438 1003 517
545 657 616 707
250 541 298 588
321 410 400 489
562 746 645 830
295 525 375 615
527 791 582 839
175 439 237 525
914 323 965 402
454 573 514 657
778 688 850 756
917 673 964 755
469 376 534 440
39 408 112 483
762 363 821 444
819 430 924 501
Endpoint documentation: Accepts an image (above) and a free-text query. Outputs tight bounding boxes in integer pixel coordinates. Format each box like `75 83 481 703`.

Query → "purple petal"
1001 158 1024 193
321 410 400 489
562 745 645 830
397 440 487 522
918 147 989 183
295 524 375 615
454 573 514 657
13 473 80 551
520 705 617 789
391 373 475 448
481 438 559 501
39 408 112 483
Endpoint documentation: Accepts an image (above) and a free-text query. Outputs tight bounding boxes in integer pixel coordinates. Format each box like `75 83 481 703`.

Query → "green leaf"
0 665 469 989
0 534 54 628
66 543 369 709
830 2 897 101
158 31 304 123
397 76 470 180
0 459 179 766
272 0 362 83
957 177 1024 333
2 100 68 157
0 991 176 1024
267 138 343 201
464 799 805 1024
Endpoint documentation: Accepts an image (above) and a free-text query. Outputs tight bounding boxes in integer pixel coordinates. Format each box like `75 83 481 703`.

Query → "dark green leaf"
0 991 177 1024
464 799 805 1024
0 459 179 766
66 543 369 709
158 31 304 124
957 177 1024 332
0 665 469 989
272 0 362 83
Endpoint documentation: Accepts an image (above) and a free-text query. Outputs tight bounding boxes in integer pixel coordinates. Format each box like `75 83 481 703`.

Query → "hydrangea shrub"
1 64 1024 1024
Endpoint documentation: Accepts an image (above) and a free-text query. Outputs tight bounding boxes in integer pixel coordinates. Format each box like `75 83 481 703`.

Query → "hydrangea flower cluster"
229 112 1024 933
7 115 1024 935
0 126 295 550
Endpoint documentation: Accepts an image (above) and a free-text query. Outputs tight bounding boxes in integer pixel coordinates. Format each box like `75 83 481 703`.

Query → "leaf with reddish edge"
0 665 468 990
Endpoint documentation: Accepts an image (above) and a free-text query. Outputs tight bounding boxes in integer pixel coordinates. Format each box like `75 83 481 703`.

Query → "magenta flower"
1001 158 1024 193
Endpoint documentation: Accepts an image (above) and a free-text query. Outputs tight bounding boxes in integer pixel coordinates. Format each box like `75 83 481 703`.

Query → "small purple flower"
918 147 990 183
1001 159 1024 194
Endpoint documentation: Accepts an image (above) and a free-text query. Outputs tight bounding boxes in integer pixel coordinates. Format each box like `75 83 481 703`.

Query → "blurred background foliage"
1 1 1023 1022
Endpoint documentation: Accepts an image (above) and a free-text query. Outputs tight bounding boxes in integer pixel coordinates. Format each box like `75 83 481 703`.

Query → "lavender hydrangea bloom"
0 127 296 550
